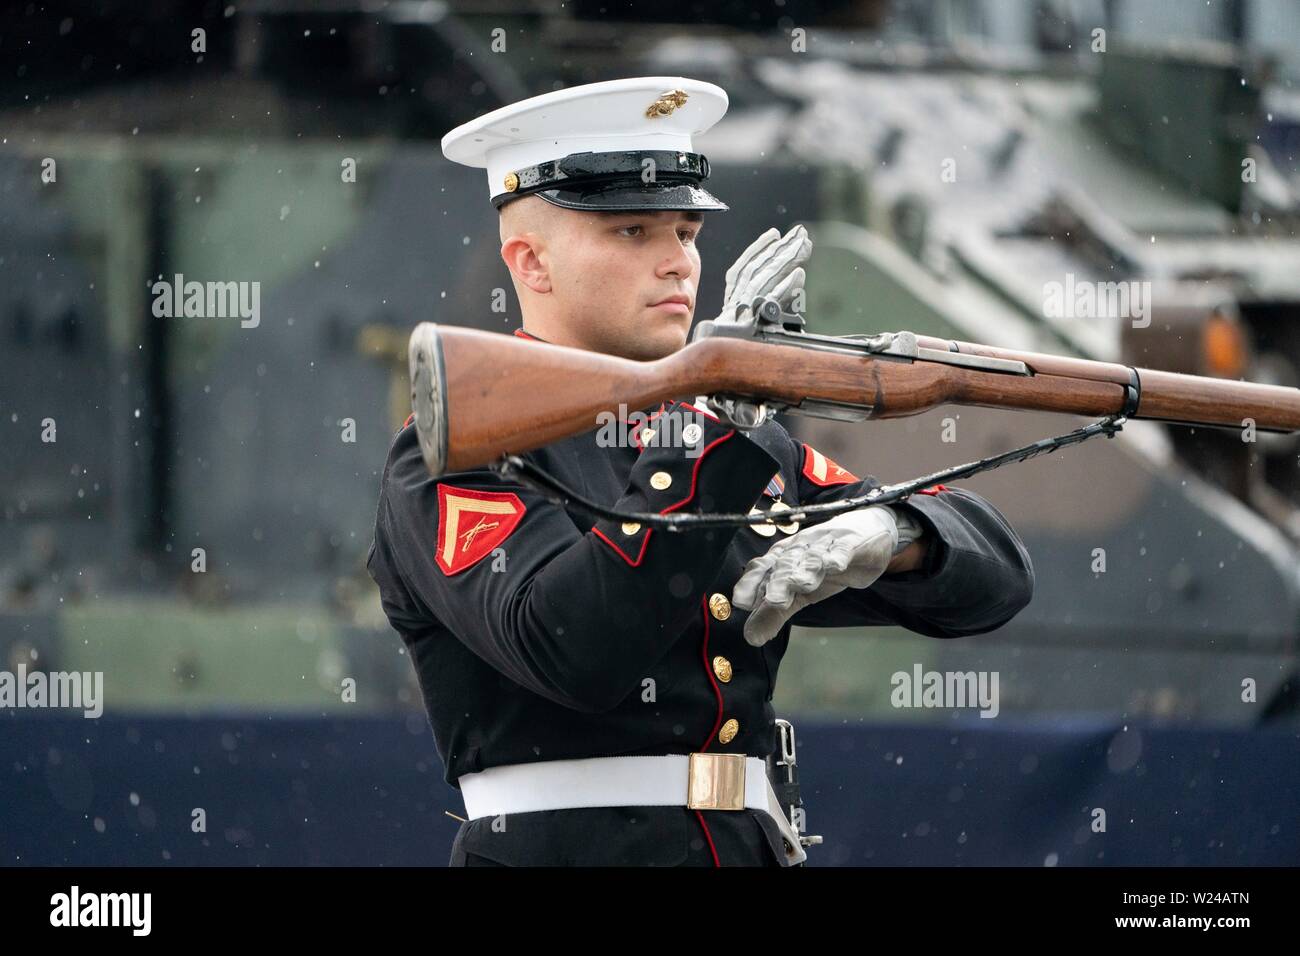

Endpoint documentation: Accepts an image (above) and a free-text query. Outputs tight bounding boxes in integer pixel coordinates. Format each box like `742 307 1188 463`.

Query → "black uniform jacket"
366 328 1035 866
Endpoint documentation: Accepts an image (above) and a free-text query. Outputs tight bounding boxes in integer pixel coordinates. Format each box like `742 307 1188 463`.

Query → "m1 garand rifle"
406 298 1300 531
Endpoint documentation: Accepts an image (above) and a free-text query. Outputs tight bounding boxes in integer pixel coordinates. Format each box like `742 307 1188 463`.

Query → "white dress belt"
458 754 808 865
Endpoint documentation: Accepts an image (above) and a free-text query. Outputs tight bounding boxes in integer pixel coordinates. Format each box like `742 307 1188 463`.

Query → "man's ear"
500 235 551 294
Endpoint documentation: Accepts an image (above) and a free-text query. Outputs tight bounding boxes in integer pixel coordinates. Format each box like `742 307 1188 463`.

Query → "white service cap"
441 76 730 212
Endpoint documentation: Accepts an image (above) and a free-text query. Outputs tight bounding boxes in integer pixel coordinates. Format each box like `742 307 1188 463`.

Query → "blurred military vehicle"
2 0 1297 724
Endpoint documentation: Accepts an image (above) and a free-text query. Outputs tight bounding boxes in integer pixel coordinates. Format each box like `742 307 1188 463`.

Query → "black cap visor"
497 178 727 212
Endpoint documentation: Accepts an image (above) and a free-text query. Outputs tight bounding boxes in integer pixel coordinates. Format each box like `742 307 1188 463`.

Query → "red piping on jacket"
520 322 728 865
590 430 740 567
692 595 725 868
917 483 950 496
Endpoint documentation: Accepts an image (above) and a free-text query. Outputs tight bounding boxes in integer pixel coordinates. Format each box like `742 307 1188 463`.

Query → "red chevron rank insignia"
435 485 526 576
801 444 859 486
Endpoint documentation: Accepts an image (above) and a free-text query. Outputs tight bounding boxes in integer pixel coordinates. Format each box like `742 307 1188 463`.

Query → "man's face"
528 206 705 361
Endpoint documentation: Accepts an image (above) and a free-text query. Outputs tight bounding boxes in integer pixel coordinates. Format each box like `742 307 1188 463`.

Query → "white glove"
718 224 812 324
731 505 924 647
702 225 813 428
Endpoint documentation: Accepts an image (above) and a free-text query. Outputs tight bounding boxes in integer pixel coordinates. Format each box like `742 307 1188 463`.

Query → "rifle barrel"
409 323 1300 477
912 334 1300 432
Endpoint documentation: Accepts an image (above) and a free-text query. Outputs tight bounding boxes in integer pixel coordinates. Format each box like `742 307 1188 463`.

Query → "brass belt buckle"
686 752 746 811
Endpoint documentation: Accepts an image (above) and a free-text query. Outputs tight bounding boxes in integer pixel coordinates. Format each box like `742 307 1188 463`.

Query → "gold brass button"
621 522 641 536
503 172 519 192
650 471 673 490
639 427 656 445
682 423 703 445
748 506 777 537
718 718 739 744
708 593 731 621
769 500 800 534
712 655 733 683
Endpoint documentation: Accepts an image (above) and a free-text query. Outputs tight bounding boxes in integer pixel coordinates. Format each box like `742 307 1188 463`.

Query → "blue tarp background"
2 715 1295 866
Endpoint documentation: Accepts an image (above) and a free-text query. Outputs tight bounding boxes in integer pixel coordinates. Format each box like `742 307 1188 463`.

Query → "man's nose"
657 236 695 279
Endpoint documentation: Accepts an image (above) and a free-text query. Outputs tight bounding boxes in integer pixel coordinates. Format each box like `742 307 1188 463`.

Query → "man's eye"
617 225 644 237
679 229 699 244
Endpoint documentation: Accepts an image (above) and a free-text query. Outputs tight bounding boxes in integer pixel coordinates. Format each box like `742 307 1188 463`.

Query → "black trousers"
448 805 787 867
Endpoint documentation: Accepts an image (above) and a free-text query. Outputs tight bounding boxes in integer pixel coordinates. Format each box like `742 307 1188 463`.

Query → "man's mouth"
649 295 692 315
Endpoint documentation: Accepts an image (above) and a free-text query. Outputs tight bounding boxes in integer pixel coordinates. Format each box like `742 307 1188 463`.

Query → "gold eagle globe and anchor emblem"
645 89 689 118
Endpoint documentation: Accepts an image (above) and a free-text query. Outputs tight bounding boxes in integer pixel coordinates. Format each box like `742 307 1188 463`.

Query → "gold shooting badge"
748 507 778 537
768 501 800 535
434 484 527 576
749 472 787 536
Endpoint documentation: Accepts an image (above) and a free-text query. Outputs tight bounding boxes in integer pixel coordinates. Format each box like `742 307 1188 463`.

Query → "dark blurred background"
1 0 1297 866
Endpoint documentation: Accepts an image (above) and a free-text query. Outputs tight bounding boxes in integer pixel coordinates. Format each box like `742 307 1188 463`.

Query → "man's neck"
516 319 588 350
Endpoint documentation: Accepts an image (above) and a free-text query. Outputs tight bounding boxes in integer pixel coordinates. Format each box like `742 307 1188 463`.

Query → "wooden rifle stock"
408 322 1300 477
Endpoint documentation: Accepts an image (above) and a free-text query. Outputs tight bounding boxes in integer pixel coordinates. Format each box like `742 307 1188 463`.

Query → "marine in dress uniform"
366 77 1035 867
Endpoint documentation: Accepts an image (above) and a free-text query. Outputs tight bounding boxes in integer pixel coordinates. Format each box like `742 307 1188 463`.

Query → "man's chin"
644 322 691 359
614 314 690 360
